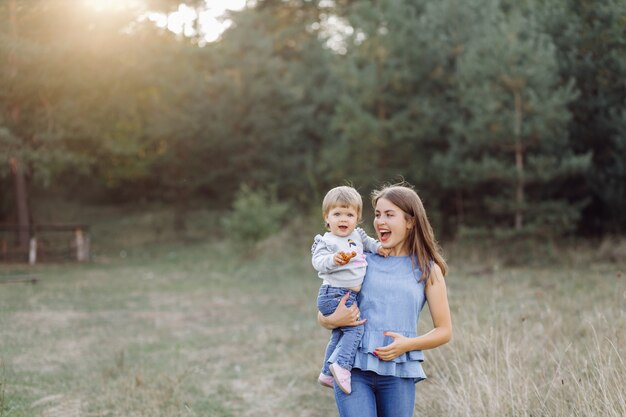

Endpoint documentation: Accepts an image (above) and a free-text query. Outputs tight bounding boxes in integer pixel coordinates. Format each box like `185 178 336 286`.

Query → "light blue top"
329 253 427 382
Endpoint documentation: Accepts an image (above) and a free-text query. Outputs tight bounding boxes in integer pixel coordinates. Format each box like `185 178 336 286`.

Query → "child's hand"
334 251 357 265
377 247 391 257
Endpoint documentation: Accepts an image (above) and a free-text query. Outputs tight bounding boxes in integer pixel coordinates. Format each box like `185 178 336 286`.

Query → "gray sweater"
311 228 381 288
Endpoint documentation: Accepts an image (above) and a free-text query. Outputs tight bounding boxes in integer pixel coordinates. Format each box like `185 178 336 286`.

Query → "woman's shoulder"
425 263 445 286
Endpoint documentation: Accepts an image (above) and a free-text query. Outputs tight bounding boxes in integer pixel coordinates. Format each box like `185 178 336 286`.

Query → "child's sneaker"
329 363 352 394
318 373 334 388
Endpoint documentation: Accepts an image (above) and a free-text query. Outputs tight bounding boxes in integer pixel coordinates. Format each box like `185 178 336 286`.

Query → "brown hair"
371 182 448 282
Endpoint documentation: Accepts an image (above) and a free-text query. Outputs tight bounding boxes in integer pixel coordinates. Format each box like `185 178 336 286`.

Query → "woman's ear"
406 216 415 229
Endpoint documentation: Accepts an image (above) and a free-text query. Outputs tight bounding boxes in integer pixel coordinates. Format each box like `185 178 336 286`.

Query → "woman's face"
373 197 412 256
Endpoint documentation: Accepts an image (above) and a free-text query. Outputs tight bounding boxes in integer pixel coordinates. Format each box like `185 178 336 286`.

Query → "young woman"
318 183 452 417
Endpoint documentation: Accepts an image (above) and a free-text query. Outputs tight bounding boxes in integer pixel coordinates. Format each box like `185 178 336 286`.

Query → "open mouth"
339 226 348 232
378 230 391 242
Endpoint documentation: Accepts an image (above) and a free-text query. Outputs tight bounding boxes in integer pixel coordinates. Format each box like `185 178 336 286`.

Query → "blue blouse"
329 253 428 382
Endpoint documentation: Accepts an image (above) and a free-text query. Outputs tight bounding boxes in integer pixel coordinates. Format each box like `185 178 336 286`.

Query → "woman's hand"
374 332 410 361
374 265 452 358
318 292 366 330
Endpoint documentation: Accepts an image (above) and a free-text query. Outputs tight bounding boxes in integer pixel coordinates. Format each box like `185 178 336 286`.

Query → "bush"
223 184 289 245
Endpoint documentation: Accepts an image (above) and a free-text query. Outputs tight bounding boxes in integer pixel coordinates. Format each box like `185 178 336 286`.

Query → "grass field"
1 207 625 416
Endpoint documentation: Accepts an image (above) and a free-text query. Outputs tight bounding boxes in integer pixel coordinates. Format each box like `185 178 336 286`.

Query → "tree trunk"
513 90 524 231
9 158 30 247
8 1 31 248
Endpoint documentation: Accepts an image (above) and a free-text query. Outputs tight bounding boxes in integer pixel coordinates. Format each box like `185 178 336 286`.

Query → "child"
312 186 387 394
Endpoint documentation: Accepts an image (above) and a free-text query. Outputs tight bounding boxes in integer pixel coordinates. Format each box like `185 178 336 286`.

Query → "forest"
1 0 625 242
1 3 625 416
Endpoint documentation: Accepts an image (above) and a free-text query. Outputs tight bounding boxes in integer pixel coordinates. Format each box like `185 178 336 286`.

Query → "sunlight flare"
147 1 247 44
82 0 145 12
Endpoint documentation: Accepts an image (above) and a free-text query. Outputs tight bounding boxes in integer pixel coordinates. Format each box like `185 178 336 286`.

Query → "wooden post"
28 237 37 265
76 228 89 262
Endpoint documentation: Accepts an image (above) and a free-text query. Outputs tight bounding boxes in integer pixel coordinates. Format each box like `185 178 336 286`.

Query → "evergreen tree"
434 0 589 235
541 0 626 233
330 0 437 189
203 1 341 205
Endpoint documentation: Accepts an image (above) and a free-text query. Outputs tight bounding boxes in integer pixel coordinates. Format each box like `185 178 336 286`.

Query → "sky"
82 0 247 43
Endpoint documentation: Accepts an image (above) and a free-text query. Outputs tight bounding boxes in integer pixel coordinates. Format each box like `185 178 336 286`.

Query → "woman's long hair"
371 183 448 282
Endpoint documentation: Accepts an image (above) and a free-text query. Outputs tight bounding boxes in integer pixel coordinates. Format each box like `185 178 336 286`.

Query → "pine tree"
202 1 341 205
434 0 589 235
330 0 440 189
541 0 626 233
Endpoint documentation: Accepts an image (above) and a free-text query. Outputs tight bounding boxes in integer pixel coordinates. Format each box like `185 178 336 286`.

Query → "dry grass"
0 232 624 417
417 264 626 417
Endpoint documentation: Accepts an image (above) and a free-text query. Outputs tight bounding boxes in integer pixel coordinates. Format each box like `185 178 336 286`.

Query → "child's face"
325 206 359 237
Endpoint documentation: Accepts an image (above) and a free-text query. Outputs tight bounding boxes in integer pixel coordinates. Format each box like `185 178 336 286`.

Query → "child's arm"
311 236 341 272
356 228 382 252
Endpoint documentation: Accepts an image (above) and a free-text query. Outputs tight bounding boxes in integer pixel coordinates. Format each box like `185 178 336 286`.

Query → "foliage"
222 184 290 245
540 0 626 233
431 0 589 235
0 0 623 237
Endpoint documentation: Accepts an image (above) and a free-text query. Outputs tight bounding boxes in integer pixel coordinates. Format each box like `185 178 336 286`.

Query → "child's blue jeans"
317 285 364 374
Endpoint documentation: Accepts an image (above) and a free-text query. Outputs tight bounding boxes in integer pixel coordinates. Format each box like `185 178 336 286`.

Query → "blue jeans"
335 369 416 417
317 285 364 374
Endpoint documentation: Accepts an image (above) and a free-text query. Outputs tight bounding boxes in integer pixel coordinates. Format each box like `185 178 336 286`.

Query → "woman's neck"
388 244 410 257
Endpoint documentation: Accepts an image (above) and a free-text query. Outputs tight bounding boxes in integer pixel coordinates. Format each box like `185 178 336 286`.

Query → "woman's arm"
374 264 452 361
317 292 366 330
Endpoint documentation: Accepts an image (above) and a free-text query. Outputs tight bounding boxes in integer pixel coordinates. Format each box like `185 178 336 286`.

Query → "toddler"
312 186 387 394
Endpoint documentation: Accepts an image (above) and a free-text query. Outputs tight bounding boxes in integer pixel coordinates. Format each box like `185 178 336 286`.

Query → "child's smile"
325 206 358 237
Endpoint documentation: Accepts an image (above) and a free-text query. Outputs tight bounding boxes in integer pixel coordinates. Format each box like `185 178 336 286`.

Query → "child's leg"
334 323 365 371
328 291 362 394
330 290 363 371
321 329 341 375
317 285 351 375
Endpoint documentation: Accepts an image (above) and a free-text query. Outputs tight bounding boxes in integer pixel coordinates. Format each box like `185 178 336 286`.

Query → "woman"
318 183 452 417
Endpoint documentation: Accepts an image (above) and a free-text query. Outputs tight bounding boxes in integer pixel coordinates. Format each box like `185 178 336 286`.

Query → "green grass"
1 204 625 416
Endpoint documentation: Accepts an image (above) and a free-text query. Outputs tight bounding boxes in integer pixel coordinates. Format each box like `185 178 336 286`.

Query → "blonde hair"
371 182 448 282
322 186 363 222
